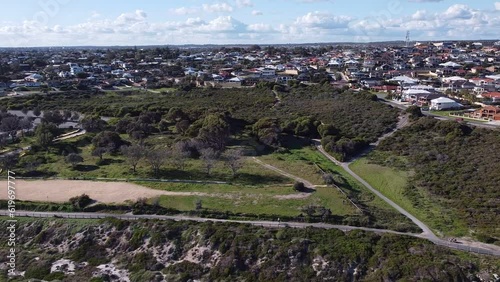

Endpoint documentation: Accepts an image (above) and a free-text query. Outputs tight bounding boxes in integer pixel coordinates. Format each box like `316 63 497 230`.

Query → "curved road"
313 142 437 240
2 210 498 256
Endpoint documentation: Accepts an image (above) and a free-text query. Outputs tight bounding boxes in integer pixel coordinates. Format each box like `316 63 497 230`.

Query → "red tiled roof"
483 92 500 98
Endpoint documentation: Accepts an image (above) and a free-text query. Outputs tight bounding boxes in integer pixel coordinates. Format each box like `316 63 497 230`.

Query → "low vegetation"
359 117 500 243
0 218 498 281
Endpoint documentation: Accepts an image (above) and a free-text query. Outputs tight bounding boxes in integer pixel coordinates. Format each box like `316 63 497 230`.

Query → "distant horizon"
0 1 498 47
1 38 499 50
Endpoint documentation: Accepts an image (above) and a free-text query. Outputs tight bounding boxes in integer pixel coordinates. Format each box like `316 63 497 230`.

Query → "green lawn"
350 158 469 236
428 110 488 123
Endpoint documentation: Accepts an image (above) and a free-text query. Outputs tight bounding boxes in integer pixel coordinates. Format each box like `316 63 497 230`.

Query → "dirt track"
0 180 307 203
1 180 204 204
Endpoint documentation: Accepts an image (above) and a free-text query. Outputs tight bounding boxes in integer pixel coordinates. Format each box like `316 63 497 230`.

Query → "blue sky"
0 0 499 46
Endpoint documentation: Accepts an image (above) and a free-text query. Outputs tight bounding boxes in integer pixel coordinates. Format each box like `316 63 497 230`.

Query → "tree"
253 117 281 147
167 107 187 122
200 148 219 176
170 141 190 170
82 115 108 133
175 120 190 135
42 110 64 125
18 117 33 138
121 144 145 172
222 149 243 176
21 107 29 115
0 153 19 171
405 105 423 121
92 131 125 152
32 107 41 117
34 122 58 149
62 110 72 121
65 153 83 168
145 148 168 177
0 116 20 141
197 113 230 151
92 146 110 161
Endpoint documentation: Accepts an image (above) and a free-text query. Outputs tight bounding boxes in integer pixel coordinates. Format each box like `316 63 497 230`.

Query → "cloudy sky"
0 0 498 47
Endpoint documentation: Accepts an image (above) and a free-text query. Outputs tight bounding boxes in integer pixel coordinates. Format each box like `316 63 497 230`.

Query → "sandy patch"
0 179 309 204
274 193 312 200
0 180 209 204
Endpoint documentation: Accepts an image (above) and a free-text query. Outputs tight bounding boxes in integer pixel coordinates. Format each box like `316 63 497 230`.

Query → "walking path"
2 210 498 256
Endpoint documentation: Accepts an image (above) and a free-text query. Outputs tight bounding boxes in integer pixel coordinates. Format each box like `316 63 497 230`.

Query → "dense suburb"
0 218 498 282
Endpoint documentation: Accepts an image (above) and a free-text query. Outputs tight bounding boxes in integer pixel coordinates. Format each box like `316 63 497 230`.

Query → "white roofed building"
430 97 463 111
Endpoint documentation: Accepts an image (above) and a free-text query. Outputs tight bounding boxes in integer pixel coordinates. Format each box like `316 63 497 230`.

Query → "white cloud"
295 12 351 29
170 7 198 15
411 10 428 20
247 23 273 32
202 3 233 13
0 3 499 46
408 0 443 2
235 0 253 7
442 4 473 20
115 10 147 25
495 2 500 11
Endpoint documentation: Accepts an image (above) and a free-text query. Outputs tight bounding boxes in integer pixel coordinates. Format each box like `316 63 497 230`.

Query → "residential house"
429 97 463 110
470 106 500 120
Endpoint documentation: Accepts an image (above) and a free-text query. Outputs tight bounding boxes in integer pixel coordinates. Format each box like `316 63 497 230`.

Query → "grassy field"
254 140 419 230
350 158 469 236
152 186 357 217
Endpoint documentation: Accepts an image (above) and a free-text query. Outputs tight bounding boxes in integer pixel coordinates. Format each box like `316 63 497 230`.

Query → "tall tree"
65 153 83 169
145 148 168 177
222 149 243 177
200 148 219 176
82 115 108 133
92 131 125 152
121 144 145 172
170 141 191 170
253 117 281 147
197 113 230 151
42 110 64 125
34 123 58 149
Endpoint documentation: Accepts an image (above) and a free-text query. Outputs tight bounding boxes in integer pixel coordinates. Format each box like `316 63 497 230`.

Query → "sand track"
1 180 204 204
0 180 307 203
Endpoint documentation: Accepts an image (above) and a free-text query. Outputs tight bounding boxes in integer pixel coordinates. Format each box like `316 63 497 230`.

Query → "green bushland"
0 218 498 281
350 157 468 237
364 117 500 243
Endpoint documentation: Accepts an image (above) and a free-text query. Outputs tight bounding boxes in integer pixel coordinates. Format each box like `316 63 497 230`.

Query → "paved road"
53 129 87 142
0 146 31 157
2 210 498 256
313 142 437 240
380 98 500 130
252 157 315 188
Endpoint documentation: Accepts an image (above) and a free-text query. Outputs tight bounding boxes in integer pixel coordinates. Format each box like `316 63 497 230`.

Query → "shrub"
293 181 306 192
69 194 93 209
